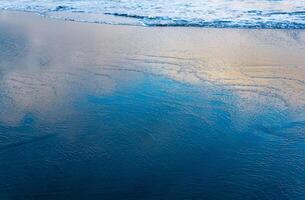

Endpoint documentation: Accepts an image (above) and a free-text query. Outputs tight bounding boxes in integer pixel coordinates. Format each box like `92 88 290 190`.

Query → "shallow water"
1 0 305 28
1 12 305 199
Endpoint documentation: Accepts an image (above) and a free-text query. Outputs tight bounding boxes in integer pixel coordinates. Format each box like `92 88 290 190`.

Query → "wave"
1 0 305 29
104 12 305 29
51 5 75 12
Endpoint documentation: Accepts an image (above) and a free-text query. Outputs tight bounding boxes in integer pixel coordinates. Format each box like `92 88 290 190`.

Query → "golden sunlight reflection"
1 12 305 126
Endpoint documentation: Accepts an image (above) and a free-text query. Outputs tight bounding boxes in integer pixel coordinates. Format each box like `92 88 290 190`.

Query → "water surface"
1 0 305 28
0 12 305 199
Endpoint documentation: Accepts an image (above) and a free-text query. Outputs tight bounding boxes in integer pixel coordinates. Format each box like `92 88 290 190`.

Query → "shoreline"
3 10 305 31
1 10 305 113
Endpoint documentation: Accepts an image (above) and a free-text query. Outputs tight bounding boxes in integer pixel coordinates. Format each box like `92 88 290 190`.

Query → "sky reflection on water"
1 12 305 199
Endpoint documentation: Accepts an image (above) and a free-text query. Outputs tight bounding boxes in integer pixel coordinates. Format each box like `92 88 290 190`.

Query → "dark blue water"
1 75 305 199
1 12 305 199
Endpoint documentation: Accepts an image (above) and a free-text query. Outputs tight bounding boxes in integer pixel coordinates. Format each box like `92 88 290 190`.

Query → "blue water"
1 0 305 29
1 11 305 199
2 76 305 199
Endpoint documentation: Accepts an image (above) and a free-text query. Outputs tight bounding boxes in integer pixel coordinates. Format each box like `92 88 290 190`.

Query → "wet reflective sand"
1 11 305 200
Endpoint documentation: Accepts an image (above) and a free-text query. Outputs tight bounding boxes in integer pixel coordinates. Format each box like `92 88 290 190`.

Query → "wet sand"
1 11 305 199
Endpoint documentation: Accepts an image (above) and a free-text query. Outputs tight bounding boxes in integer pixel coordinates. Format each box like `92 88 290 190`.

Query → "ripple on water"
0 14 305 199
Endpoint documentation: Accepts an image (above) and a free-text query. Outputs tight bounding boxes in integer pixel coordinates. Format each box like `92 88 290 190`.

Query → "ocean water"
0 0 305 28
1 12 305 199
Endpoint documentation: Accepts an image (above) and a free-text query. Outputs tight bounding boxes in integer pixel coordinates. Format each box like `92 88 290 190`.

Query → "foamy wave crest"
1 0 305 29
105 12 305 29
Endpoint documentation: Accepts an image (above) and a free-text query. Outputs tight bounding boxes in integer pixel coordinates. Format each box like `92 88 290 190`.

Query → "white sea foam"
1 0 305 28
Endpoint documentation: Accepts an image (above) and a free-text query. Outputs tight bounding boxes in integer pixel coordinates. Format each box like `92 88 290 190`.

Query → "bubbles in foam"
1 0 305 28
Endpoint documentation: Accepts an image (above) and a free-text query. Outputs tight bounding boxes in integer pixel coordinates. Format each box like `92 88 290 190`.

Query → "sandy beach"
1 11 305 199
